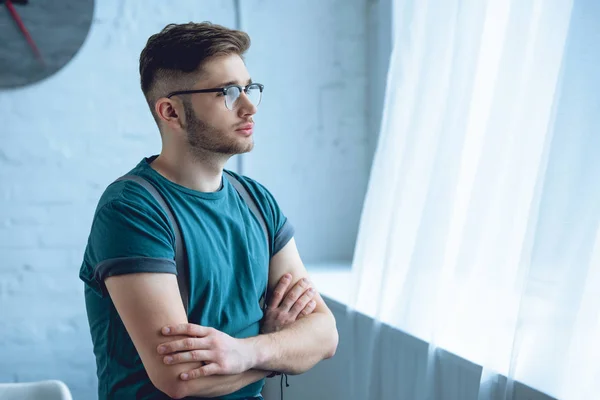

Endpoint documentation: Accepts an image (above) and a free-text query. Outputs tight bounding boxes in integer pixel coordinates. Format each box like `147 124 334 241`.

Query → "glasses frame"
166 83 264 110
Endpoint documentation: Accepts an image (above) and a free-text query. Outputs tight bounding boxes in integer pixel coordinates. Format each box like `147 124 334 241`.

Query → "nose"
236 91 257 117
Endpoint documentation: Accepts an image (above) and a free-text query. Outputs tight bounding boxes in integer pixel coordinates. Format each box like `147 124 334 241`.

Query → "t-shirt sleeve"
264 191 295 256
80 197 176 297
241 176 295 257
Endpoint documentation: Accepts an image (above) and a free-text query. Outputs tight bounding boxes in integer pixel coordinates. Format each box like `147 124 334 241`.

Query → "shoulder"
94 176 170 224
97 178 155 211
224 170 294 254
88 177 176 252
223 170 278 204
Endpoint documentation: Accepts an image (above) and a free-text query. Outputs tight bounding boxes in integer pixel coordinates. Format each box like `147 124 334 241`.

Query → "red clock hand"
5 0 45 65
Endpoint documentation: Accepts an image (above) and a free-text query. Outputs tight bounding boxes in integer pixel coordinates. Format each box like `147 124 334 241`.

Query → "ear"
155 97 184 130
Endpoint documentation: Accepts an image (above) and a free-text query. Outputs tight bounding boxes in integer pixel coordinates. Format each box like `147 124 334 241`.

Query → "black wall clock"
0 0 95 89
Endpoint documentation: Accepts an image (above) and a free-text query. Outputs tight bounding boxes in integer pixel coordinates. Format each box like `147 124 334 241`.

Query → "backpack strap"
113 175 189 313
223 171 271 310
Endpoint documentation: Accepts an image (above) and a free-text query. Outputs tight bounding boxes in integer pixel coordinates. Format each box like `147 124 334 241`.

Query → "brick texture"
0 1 372 398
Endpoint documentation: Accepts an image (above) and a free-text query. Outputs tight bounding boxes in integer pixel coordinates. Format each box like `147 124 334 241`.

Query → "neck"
151 145 230 193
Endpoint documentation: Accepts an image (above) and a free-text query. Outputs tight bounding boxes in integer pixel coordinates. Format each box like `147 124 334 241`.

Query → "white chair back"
0 380 73 400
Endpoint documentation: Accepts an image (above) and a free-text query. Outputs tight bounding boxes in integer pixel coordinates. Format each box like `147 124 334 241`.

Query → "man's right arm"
105 271 269 399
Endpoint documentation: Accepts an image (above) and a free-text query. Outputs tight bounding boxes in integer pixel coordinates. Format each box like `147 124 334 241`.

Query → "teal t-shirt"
79 156 294 400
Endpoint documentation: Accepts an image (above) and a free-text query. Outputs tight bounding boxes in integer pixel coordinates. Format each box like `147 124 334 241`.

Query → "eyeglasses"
166 83 264 111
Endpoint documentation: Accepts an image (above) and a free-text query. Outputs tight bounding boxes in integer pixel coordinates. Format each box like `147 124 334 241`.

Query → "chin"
238 141 254 154
236 135 254 151
223 139 254 156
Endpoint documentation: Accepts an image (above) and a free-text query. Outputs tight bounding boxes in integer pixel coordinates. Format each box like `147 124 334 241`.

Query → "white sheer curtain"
351 0 600 398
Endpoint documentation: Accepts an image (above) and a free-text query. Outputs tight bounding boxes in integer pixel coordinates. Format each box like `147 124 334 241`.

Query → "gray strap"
224 171 271 310
113 175 189 313
224 172 270 252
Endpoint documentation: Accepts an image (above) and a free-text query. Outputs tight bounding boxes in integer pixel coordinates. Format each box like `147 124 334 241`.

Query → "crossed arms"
105 238 339 399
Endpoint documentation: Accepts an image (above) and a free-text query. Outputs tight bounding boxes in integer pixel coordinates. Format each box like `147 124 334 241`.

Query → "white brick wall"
0 1 375 398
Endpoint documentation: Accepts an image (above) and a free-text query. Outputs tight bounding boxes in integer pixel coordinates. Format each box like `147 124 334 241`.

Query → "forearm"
183 369 269 398
250 311 338 375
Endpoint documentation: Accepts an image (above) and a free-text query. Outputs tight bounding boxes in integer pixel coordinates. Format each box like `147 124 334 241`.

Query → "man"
79 22 338 399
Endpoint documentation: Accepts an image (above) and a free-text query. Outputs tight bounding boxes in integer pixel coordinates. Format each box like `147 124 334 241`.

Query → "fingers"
288 288 316 320
268 273 292 309
161 323 211 337
280 278 311 312
164 350 212 365
157 337 212 355
181 363 221 380
299 299 317 319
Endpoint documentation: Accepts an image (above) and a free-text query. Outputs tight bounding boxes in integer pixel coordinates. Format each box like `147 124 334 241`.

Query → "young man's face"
181 54 258 157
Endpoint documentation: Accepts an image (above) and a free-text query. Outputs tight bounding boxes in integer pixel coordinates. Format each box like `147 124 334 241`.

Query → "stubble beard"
184 102 254 160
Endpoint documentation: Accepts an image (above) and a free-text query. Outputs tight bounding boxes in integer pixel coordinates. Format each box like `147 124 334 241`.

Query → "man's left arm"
156 238 338 378
248 237 339 375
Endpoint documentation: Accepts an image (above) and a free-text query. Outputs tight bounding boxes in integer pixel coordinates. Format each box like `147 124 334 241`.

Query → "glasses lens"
224 86 242 110
245 84 262 107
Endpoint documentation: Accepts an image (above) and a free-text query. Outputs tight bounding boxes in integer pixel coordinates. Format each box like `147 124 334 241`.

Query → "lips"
235 123 254 136
235 123 254 131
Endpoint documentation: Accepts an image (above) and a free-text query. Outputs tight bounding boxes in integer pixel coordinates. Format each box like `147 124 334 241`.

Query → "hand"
157 324 256 379
261 274 318 334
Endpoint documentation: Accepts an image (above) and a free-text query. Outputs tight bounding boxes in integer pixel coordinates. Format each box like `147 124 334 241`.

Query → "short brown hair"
139 22 251 122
